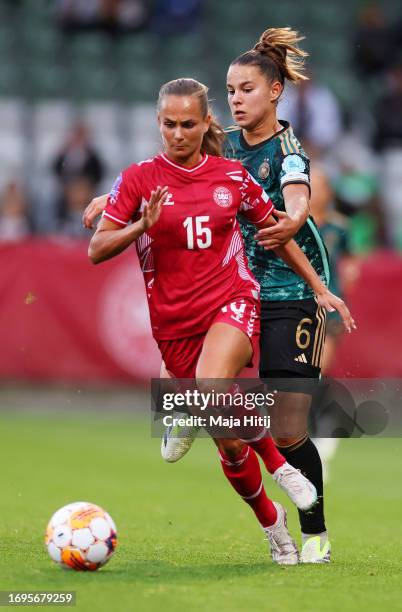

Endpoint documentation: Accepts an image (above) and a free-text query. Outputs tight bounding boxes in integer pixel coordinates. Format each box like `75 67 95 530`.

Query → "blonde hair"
231 27 308 85
157 78 225 156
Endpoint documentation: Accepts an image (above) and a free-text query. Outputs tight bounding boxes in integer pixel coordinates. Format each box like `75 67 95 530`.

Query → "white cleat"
272 462 318 511
301 532 331 563
263 502 299 565
161 414 199 463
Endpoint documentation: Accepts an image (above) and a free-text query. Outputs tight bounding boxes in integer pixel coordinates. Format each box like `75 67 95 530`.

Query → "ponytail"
231 27 308 86
202 116 225 156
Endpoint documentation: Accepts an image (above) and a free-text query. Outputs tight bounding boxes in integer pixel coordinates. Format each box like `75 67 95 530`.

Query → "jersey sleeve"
279 152 310 193
237 167 274 226
103 164 143 227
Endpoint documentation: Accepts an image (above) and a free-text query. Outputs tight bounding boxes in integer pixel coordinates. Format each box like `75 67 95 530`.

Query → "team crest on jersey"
258 159 270 180
109 174 122 205
213 186 232 208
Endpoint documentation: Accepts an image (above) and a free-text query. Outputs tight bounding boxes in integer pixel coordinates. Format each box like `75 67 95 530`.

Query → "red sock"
219 446 277 528
245 435 286 474
223 386 286 475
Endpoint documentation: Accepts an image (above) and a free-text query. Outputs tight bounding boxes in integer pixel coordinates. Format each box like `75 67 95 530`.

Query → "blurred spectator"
0 181 31 241
59 177 96 237
57 0 149 33
53 121 104 236
374 62 402 151
331 130 378 209
353 3 394 79
151 0 203 34
278 75 343 158
328 129 379 253
373 62 402 249
310 164 359 368
57 0 99 29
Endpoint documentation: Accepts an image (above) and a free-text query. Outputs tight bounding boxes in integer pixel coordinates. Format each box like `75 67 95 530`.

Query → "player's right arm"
89 217 142 264
88 166 167 263
253 150 311 248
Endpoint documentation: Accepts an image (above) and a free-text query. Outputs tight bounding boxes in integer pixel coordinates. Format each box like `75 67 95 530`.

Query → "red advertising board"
1 241 401 383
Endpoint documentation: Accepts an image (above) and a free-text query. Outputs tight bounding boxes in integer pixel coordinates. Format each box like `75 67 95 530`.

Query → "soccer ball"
45 502 117 571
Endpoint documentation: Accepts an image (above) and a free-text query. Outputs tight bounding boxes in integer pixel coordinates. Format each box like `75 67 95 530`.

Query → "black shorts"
259 297 326 379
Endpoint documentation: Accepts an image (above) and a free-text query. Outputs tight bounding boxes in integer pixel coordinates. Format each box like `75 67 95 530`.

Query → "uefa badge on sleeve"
282 154 305 174
109 174 122 205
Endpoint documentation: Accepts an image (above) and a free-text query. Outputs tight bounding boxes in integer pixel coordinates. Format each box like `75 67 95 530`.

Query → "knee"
216 438 246 460
274 434 307 448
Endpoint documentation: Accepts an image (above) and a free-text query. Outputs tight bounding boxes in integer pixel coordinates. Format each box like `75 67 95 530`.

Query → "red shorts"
157 296 260 378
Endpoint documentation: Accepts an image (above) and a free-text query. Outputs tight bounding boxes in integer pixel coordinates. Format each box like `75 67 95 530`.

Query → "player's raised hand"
141 186 169 231
315 289 357 333
82 194 108 229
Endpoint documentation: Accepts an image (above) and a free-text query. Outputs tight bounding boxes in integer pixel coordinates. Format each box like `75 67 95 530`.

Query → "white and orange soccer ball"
45 502 117 571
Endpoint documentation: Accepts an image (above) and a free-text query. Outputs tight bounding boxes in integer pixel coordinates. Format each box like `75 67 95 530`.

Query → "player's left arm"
239 173 356 332
273 237 356 332
253 214 356 332
255 183 310 249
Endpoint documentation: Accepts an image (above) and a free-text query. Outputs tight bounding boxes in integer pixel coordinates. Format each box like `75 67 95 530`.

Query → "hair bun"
254 38 286 61
253 40 269 52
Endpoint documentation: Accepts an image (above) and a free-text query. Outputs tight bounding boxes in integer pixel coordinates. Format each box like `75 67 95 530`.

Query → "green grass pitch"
0 406 401 612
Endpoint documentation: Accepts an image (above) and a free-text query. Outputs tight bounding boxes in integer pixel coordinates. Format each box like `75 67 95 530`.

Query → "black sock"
277 437 326 534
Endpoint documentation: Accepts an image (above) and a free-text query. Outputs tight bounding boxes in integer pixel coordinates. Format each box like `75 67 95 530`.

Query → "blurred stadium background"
0 0 402 386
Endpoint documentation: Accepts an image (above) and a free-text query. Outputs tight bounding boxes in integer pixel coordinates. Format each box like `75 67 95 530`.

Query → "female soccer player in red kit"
87 78 354 565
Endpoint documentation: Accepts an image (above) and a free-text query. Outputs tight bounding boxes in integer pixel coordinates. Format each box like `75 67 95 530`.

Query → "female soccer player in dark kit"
85 77 354 565
222 27 338 564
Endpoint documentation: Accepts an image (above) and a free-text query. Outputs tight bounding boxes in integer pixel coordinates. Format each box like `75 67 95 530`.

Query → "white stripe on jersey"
137 233 155 272
247 170 263 187
137 232 153 254
103 211 128 226
227 175 243 182
252 206 274 225
223 230 243 266
141 248 154 273
235 250 260 291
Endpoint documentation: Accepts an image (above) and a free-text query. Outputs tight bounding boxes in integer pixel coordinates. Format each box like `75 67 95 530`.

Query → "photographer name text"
162 414 271 429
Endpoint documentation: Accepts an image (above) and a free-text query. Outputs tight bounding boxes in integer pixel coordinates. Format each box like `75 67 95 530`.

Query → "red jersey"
103 153 274 340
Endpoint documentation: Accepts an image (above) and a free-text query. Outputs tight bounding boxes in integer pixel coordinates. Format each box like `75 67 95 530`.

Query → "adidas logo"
294 353 308 363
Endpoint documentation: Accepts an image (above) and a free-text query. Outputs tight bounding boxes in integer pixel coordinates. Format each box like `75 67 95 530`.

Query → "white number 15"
183 216 212 250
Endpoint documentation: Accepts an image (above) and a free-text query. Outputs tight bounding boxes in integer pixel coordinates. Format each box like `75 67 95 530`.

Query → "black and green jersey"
224 120 329 301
